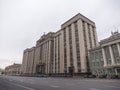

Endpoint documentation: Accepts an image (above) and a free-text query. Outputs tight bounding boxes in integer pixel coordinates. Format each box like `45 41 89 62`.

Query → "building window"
58 35 60 73
82 21 87 54
63 28 67 73
54 37 57 73
92 26 96 46
50 40 54 73
68 25 73 66
74 21 81 71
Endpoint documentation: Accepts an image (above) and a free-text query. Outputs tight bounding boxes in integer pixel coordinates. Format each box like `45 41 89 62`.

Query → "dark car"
110 75 118 79
98 75 107 79
83 75 89 78
84 74 96 78
35 74 48 77
88 75 96 78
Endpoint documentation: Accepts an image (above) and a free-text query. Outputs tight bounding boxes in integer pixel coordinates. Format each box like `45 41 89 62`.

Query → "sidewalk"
78 78 120 82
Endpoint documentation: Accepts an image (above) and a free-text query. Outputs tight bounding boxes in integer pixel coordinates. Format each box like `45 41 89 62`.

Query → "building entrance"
116 68 120 75
36 63 45 74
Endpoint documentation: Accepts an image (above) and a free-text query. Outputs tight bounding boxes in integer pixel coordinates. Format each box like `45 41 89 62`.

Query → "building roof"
89 45 101 52
100 31 120 45
5 63 21 70
61 13 95 29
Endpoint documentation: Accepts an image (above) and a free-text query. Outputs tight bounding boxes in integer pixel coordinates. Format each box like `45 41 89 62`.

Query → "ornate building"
89 31 120 76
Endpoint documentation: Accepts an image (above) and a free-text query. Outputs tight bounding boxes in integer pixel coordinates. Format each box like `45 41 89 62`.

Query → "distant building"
0 69 2 75
89 31 120 76
21 13 98 76
5 63 21 75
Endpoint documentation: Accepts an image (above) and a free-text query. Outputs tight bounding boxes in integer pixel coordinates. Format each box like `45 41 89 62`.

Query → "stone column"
93 27 99 46
117 43 120 57
90 25 95 48
109 45 115 65
85 22 90 49
102 47 107 67
77 19 87 73
66 26 70 72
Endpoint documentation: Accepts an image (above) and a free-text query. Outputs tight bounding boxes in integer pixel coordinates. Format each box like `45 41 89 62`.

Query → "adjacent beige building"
0 69 2 75
21 13 98 76
5 63 21 75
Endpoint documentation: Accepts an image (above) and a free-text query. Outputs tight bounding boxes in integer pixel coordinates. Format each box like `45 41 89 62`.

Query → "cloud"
0 0 120 69
0 58 14 69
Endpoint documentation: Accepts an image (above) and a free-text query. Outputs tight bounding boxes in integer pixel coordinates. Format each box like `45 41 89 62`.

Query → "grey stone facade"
89 32 120 77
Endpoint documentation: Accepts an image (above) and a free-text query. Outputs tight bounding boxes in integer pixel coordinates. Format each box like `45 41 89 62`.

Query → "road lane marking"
77 82 86 84
89 88 101 90
50 85 60 88
9 79 13 81
11 82 36 90
65 83 74 86
105 86 120 88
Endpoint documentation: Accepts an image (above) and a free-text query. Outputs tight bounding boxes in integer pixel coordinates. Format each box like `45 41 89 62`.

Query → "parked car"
84 74 96 78
117 75 120 79
110 75 118 79
98 75 107 79
83 75 89 78
89 75 96 78
35 74 48 77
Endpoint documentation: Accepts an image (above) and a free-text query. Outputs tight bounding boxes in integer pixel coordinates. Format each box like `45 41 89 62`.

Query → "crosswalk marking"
89 88 101 90
11 82 36 90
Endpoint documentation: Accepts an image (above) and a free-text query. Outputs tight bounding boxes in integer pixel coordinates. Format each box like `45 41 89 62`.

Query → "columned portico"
102 47 107 67
117 43 120 57
109 45 115 65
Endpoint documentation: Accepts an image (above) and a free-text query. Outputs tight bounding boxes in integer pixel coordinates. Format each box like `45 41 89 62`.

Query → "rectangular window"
68 25 73 66
74 21 81 72
63 28 67 73
92 26 96 46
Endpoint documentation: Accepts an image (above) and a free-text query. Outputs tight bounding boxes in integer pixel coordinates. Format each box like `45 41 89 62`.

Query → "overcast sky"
0 0 120 69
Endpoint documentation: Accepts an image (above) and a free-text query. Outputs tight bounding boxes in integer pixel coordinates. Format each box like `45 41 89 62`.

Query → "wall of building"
21 49 29 74
89 47 106 76
5 63 21 75
21 13 98 75
61 15 98 74
89 32 120 77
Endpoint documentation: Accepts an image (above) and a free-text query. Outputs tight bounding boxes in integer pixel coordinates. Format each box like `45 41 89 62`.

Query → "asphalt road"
0 75 120 90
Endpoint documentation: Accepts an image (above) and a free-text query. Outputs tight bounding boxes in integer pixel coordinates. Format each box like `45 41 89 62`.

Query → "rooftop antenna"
114 25 116 31
44 32 45 35
111 31 113 35
116 26 119 33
